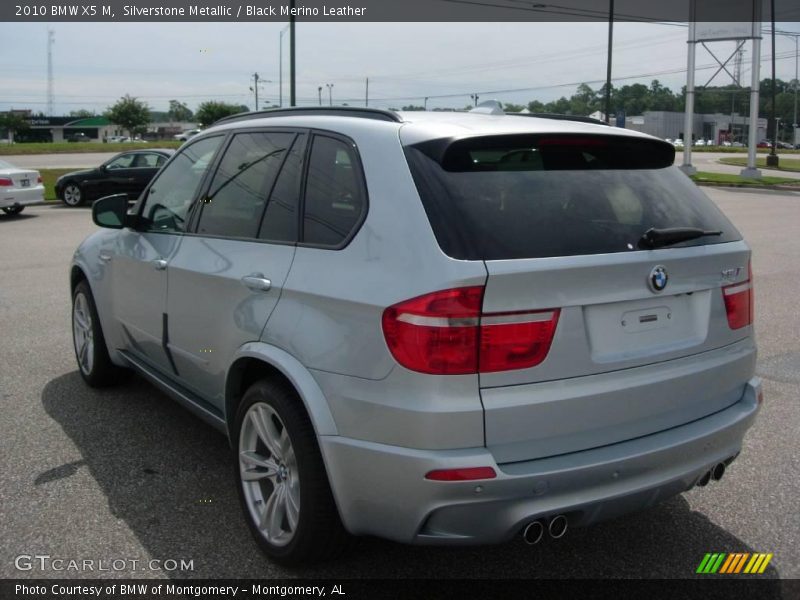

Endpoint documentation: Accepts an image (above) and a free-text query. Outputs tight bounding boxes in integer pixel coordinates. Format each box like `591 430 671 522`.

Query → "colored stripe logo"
696 553 773 574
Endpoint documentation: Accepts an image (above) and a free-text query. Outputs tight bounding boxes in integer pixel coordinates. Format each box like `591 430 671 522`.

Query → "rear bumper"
320 377 761 545
1 185 44 207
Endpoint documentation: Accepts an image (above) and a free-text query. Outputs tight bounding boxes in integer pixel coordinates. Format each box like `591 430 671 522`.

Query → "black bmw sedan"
55 149 174 207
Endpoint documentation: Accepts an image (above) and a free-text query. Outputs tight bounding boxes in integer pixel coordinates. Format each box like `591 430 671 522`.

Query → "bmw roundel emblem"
649 265 668 293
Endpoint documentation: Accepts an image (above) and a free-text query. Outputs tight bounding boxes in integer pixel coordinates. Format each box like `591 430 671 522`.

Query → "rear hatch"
404 130 753 462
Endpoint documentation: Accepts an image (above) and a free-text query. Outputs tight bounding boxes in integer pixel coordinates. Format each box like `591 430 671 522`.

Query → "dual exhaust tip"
522 515 568 545
697 462 726 487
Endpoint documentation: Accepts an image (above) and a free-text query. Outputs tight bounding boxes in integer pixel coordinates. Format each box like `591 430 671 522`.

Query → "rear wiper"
638 227 722 249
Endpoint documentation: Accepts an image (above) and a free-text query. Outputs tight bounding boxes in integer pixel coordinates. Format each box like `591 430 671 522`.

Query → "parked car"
757 140 771 148
174 128 201 142
67 132 91 143
776 141 793 150
0 159 44 215
55 149 173 207
71 106 761 564
673 138 684 147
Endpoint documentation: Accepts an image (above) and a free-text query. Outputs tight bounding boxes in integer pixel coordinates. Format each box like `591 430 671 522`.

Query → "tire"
234 378 350 565
62 182 84 207
1 206 24 215
71 280 125 387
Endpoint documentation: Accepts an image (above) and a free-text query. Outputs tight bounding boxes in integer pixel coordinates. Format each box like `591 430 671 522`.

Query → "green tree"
106 95 150 137
0 112 29 143
69 109 96 118
195 101 244 126
568 83 598 116
401 104 425 111
168 100 193 122
502 102 526 113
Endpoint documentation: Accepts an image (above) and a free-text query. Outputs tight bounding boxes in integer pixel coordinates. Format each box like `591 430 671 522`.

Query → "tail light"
382 286 560 375
37 176 43 184
0 178 13 186
722 262 753 330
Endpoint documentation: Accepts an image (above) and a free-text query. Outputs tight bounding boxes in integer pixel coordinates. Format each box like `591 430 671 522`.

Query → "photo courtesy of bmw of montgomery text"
70 105 761 564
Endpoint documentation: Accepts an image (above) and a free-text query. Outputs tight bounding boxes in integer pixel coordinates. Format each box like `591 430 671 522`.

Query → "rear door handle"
98 252 112 263
152 259 168 270
241 275 272 292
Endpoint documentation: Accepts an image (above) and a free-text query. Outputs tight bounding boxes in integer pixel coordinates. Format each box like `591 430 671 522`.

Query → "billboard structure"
681 2 762 177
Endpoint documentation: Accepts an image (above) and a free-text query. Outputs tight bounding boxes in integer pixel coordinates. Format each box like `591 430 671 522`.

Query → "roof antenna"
469 100 504 115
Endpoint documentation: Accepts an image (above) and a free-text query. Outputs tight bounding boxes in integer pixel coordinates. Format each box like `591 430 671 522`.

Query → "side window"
106 154 135 170
133 153 165 168
258 133 306 243
140 136 222 233
302 135 366 247
196 132 295 239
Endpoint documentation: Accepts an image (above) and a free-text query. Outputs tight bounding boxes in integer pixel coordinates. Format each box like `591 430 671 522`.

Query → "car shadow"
0 212 38 221
42 372 783 586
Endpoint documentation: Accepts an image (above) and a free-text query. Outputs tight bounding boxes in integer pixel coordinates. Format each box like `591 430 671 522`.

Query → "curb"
694 182 800 192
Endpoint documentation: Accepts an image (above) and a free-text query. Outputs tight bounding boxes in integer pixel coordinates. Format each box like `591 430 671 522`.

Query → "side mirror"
92 194 130 229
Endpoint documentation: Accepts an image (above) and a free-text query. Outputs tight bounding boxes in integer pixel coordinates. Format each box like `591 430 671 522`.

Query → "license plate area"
584 291 711 363
20 179 30 188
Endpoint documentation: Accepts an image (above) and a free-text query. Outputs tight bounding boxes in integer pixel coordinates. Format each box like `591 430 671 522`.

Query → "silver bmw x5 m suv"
70 105 761 564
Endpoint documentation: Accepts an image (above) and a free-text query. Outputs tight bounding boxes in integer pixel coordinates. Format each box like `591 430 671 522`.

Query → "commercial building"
621 110 767 144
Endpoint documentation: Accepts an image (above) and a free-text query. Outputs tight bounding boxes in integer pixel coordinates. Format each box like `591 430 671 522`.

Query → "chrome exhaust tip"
523 520 545 545
548 514 568 539
697 470 712 487
711 462 726 481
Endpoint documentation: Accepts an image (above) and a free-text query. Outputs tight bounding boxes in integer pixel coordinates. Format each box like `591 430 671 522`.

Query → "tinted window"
106 154 135 169
131 153 167 168
259 134 306 243
140 136 222 233
196 132 294 239
302 135 365 247
405 135 741 260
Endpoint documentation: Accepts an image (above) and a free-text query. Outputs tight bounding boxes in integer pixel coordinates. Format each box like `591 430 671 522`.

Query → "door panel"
164 130 302 407
166 239 296 406
111 229 180 372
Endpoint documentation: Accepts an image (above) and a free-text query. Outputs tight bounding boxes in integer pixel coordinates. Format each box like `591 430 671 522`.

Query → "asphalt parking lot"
0 190 798 585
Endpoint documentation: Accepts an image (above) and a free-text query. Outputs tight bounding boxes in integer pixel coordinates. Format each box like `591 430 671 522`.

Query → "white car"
0 159 44 215
673 138 684 147
174 129 201 142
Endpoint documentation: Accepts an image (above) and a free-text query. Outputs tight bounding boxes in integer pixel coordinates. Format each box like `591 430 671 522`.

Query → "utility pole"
318 86 322 106
470 93 479 107
767 0 778 167
326 83 334 106
289 0 296 107
46 29 55 116
424 97 429 110
251 72 260 111
604 0 614 124
794 34 798 146
365 77 369 107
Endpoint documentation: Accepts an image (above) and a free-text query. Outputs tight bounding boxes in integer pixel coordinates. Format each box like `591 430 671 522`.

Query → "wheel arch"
225 343 338 446
70 263 88 293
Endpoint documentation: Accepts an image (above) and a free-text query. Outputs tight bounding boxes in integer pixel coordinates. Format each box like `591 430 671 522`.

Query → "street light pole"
289 0 296 107
794 35 798 145
326 83 334 106
766 0 779 166
318 86 322 106
279 25 289 107
604 0 614 124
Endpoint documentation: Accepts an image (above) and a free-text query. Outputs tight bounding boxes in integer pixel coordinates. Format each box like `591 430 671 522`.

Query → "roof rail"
214 106 403 126
508 112 610 126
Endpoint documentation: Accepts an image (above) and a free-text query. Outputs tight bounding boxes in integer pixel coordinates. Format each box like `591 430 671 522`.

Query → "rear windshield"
404 134 741 260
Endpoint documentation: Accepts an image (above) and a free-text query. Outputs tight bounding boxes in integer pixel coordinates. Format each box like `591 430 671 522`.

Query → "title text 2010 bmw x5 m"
70 106 761 564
